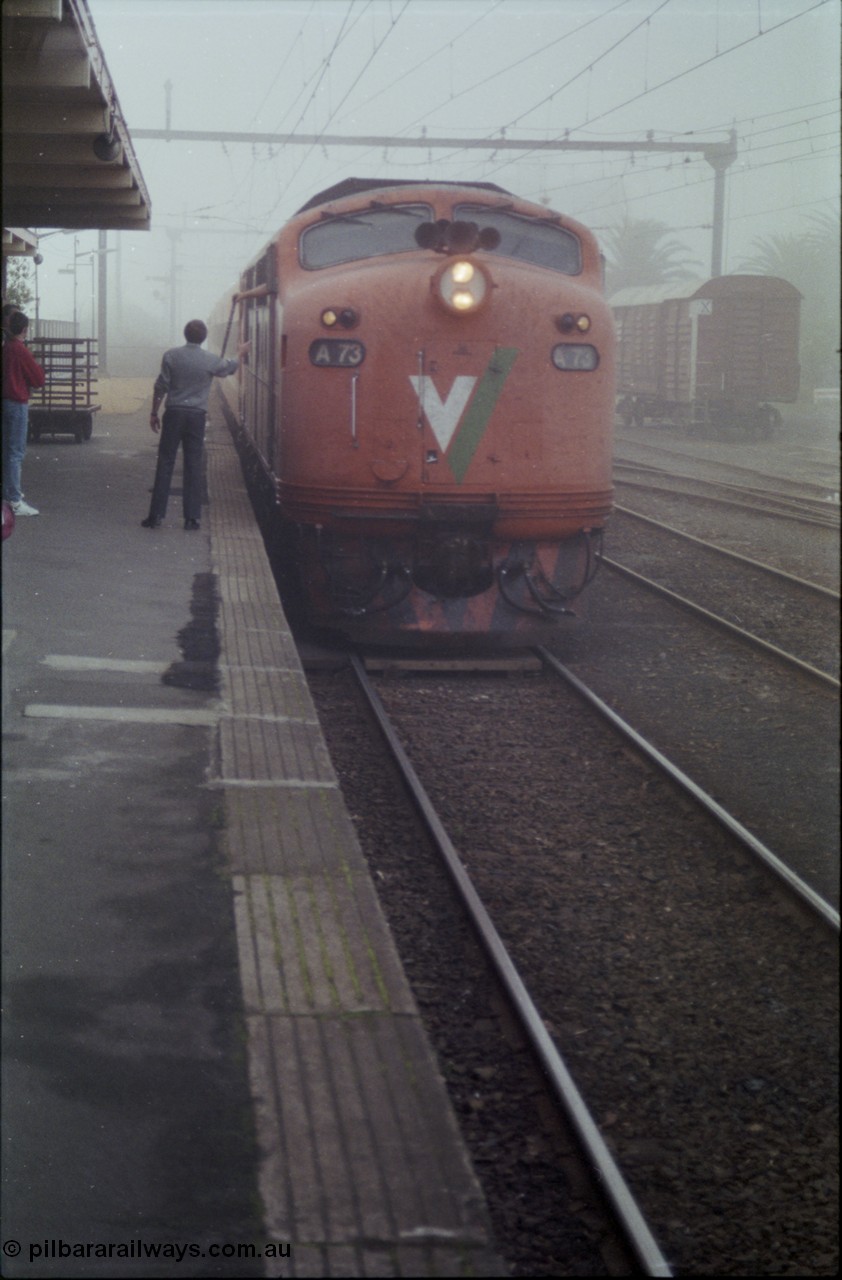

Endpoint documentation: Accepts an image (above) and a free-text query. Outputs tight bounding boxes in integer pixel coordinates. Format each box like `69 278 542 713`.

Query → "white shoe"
11 500 39 516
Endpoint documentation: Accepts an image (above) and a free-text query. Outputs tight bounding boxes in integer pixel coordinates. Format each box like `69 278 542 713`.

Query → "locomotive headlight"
435 259 490 314
322 309 339 327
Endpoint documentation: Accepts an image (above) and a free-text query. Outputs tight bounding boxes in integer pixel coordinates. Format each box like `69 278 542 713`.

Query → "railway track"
603 497 838 593
306 655 839 1276
349 653 673 1279
556 582 837 907
535 649 837 929
602 507 839 688
613 462 839 528
614 433 840 506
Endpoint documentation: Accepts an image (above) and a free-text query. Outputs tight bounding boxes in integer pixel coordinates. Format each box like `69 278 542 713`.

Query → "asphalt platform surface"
2 397 263 1276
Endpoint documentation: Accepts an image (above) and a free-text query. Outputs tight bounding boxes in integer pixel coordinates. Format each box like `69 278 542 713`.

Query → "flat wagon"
612 275 800 437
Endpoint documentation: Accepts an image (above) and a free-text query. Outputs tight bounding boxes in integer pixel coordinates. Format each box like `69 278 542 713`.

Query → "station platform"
1 386 502 1278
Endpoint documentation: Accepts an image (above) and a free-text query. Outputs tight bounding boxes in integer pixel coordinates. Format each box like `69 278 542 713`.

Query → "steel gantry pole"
706 129 738 277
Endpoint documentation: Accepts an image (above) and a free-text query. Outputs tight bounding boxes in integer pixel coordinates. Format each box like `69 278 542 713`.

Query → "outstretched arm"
149 388 165 434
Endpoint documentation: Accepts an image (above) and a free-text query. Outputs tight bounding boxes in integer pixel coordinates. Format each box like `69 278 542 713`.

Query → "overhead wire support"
132 126 736 159
132 126 738 275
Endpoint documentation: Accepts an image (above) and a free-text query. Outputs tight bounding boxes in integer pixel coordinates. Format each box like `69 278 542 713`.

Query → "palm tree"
737 212 839 394
603 217 702 295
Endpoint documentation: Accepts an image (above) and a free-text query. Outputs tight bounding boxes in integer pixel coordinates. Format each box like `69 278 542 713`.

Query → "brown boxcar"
612 274 800 436
211 178 616 645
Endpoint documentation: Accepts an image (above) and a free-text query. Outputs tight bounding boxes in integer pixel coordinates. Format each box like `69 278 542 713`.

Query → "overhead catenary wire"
265 0 637 216
380 0 671 176
536 127 840 203
465 0 834 185
127 0 837 280
361 0 637 144
201 0 834 226
570 138 839 224
330 0 507 125
275 0 409 207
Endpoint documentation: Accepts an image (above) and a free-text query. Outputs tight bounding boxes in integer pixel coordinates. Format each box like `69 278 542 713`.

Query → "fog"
30 0 840 366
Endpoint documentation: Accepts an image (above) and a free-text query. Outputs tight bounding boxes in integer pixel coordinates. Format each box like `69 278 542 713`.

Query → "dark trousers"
148 407 206 522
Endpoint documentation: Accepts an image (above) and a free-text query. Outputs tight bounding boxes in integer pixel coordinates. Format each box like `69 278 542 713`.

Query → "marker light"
555 312 591 334
436 259 489 314
321 307 359 328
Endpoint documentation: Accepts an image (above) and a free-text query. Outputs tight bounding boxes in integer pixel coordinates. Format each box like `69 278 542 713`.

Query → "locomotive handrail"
220 297 238 360
220 283 276 357
236 283 274 301
350 372 359 448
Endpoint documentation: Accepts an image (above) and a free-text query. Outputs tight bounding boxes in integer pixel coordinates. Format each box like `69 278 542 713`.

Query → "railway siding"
605 509 839 679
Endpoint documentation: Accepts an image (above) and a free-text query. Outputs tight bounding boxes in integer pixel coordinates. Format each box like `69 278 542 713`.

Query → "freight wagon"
612 275 800 437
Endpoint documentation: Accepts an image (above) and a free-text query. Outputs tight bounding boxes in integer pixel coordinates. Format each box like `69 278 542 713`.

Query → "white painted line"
43 655 169 674
24 704 219 726
207 778 339 789
221 713 320 726
222 664 303 675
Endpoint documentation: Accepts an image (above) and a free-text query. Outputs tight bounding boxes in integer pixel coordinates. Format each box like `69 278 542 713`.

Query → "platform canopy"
2 0 151 237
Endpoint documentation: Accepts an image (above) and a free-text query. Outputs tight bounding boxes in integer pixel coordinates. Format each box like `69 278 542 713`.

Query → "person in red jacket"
2 311 45 516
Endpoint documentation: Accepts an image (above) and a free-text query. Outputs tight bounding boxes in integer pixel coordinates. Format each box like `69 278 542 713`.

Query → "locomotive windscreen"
453 205 581 274
301 203 433 268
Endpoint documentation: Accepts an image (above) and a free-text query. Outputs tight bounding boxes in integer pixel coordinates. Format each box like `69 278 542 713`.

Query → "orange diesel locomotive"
213 178 615 645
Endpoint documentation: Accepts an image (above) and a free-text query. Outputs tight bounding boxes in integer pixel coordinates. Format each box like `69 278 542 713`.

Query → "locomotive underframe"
302 518 604 631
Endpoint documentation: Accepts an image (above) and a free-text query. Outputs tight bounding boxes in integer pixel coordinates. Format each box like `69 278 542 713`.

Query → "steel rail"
536 648 840 933
612 504 840 600
348 652 674 1280
600 556 840 691
613 472 839 529
614 437 840 504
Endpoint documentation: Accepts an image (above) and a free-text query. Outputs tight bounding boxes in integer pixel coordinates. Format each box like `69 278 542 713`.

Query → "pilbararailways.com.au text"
2 1239 291 1264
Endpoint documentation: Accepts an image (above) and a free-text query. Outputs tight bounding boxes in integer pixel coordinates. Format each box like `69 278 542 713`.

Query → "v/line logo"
410 347 519 482
409 374 475 450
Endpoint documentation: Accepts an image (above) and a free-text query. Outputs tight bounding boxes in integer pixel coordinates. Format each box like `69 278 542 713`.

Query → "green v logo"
410 347 519 483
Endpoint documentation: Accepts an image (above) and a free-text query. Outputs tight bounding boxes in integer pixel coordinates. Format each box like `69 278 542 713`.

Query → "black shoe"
184 518 200 531
141 516 162 528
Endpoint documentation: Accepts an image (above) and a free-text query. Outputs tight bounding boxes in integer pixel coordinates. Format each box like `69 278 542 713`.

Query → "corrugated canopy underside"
2 0 151 234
